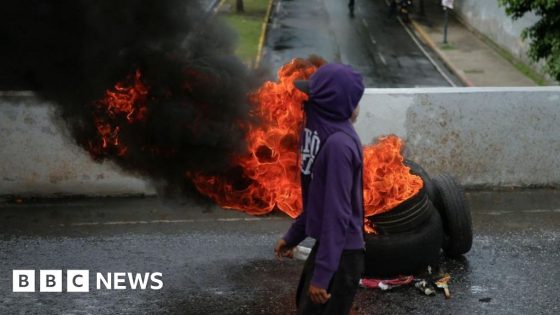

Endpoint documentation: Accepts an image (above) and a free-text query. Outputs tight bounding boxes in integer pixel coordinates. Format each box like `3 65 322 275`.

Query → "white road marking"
63 217 284 227
480 209 560 216
471 285 489 294
397 17 457 87
217 218 242 222
361 18 377 45
377 52 387 65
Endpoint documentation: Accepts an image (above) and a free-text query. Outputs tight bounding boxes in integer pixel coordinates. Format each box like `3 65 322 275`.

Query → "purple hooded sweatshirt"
282 63 365 290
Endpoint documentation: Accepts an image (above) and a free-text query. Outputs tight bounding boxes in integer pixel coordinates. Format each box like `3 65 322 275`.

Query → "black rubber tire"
432 174 473 257
368 159 436 234
363 210 443 278
404 159 436 204
370 192 435 234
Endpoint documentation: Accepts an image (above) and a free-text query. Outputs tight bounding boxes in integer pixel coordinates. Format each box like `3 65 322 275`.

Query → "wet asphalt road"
0 190 559 314
263 0 459 87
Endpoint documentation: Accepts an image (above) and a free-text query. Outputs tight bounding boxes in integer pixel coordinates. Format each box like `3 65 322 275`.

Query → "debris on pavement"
414 279 436 296
296 248 452 299
435 274 451 299
293 245 311 261
359 275 414 290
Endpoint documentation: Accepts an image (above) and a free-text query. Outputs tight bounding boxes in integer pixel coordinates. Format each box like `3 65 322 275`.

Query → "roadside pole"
441 0 453 44
443 7 449 44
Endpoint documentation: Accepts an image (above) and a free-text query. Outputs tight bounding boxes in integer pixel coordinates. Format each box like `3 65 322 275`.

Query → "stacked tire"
363 160 472 277
432 174 473 257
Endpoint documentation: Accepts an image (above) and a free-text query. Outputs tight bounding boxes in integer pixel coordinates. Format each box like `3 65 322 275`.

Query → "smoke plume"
1 0 260 196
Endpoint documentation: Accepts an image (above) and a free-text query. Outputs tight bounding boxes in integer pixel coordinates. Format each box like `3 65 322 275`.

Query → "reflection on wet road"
1 190 559 314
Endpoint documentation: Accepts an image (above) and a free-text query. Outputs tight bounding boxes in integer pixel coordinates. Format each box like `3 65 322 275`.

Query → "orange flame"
91 70 149 157
90 59 422 230
363 135 423 217
192 58 423 224
191 59 320 217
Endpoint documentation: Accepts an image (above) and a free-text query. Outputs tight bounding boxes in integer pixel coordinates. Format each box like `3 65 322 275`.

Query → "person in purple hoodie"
274 63 365 315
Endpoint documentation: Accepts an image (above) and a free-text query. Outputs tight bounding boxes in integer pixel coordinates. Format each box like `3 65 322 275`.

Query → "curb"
255 0 275 68
211 0 228 16
409 20 474 87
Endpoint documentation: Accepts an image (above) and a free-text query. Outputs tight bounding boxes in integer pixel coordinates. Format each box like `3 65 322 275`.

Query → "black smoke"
1 0 261 196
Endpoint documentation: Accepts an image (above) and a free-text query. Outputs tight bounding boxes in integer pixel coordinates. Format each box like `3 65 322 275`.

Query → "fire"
90 70 149 157
363 135 423 216
191 58 321 217
192 58 423 223
89 59 422 230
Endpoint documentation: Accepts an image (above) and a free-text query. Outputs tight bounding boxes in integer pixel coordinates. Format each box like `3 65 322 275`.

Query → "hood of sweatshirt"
297 63 365 122
298 63 365 158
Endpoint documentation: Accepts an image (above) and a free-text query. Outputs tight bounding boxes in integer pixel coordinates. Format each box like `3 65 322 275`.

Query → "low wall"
355 87 560 188
1 87 559 196
0 93 154 197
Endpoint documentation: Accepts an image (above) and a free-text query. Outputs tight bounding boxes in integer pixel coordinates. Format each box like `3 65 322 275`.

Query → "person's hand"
274 239 294 260
308 284 331 304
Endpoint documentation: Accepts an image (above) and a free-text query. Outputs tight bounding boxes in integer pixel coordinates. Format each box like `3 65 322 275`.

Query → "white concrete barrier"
1 87 559 196
0 93 154 196
356 87 560 188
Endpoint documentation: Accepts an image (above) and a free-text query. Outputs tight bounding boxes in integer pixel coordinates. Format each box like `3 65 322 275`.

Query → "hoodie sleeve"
310 133 354 290
282 210 307 247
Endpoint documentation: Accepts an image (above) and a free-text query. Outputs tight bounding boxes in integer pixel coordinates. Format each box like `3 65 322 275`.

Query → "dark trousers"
295 243 365 315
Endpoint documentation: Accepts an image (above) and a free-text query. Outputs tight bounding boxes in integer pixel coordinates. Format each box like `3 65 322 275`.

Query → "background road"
1 190 559 314
263 0 460 87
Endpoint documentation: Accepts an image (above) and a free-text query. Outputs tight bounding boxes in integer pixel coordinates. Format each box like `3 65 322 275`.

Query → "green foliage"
222 0 269 66
499 0 560 81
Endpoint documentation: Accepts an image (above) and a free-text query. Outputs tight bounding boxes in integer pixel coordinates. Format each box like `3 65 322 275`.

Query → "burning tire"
432 174 473 257
404 159 436 203
369 188 435 234
363 210 443 277
369 160 436 234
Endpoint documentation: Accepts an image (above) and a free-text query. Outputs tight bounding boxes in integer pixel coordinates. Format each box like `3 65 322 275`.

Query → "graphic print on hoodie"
301 128 321 175
283 63 365 290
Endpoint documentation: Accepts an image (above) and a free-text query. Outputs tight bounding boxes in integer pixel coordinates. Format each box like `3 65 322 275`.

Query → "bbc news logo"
13 270 163 292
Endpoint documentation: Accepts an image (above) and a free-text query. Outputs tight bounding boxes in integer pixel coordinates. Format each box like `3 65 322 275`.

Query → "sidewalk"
410 3 539 86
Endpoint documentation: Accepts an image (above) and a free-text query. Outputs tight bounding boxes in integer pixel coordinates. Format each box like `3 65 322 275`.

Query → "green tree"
499 0 560 81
